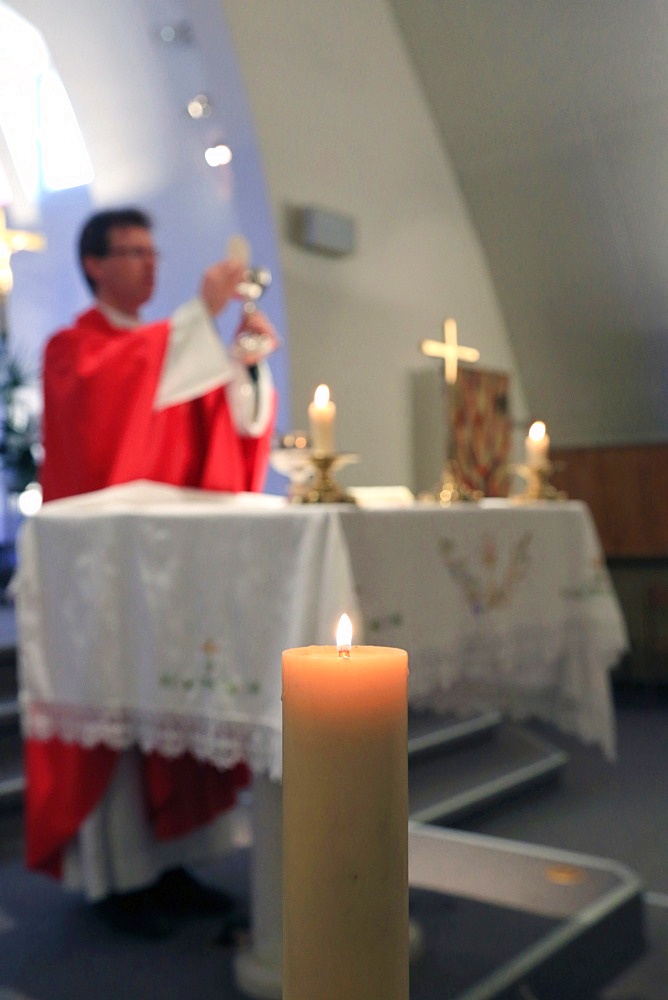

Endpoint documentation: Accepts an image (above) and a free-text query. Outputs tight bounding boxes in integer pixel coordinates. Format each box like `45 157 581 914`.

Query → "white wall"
222 0 528 490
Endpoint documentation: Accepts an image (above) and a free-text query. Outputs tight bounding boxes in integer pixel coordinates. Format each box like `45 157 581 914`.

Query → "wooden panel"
551 444 668 557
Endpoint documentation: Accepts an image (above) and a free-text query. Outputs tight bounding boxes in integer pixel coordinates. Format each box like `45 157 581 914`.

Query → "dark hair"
78 208 152 292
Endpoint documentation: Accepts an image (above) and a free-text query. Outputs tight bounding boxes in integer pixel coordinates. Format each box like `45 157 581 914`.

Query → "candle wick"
338 647 351 660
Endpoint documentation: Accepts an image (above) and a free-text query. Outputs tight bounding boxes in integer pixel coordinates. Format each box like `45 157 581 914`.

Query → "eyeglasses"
104 247 161 261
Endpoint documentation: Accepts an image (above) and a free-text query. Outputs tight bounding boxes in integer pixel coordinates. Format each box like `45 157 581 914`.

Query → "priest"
29 207 279 937
41 208 278 500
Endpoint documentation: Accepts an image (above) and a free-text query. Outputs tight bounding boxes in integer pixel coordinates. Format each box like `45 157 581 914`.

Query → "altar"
16 480 625 767
14 481 629 996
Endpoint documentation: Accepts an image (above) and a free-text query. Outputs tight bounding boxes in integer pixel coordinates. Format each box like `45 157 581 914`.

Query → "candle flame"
336 613 353 657
314 384 330 409
528 420 546 442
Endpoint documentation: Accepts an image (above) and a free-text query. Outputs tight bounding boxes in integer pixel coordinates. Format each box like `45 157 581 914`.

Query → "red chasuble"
29 307 276 877
41 307 274 501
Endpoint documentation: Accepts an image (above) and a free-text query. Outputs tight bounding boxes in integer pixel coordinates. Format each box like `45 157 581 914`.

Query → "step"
0 645 17 700
0 740 24 810
408 707 501 757
409 723 568 825
0 696 19 727
0 695 24 822
0 803 23 864
0 772 24 807
409 822 645 1000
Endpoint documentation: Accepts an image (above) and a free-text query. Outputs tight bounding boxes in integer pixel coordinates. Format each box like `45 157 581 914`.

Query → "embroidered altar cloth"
340 499 627 759
16 482 357 780
15 484 627 772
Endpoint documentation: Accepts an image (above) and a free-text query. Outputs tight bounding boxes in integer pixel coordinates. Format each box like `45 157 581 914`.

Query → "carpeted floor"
459 693 668 1000
0 857 571 1000
461 697 668 892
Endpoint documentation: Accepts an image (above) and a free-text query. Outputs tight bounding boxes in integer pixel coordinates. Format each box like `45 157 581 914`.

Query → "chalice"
228 234 274 361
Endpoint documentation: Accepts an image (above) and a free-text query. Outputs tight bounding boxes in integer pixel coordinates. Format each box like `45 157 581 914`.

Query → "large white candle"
308 383 336 454
525 420 550 468
282 615 409 1000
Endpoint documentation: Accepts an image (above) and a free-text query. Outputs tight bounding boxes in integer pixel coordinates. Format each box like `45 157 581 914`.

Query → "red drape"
26 739 251 878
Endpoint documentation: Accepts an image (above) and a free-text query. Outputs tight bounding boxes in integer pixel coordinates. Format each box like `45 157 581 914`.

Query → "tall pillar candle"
525 420 550 468
282 634 409 1000
308 383 336 454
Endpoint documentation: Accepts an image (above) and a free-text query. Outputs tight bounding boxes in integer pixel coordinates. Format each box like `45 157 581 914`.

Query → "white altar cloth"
16 482 358 780
341 499 626 760
16 483 627 766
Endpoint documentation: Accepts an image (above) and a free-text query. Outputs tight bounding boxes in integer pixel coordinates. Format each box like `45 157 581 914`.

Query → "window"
0 1 93 202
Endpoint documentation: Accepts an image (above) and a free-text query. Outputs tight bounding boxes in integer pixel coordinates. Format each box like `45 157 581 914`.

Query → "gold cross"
420 318 480 384
0 207 46 296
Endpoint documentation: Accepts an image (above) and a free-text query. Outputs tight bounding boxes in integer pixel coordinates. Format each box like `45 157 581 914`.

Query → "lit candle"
525 420 550 468
282 615 409 1000
308 383 336 454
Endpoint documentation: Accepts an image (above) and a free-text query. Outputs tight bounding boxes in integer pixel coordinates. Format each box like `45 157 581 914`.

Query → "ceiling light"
187 95 212 119
205 143 232 167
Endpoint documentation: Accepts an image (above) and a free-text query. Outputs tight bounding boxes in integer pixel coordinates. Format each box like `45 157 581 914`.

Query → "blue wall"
6 0 290 493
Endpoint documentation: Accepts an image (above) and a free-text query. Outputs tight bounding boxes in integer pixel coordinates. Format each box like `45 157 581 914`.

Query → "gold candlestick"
513 462 567 502
270 435 359 504
421 460 482 506
300 452 358 504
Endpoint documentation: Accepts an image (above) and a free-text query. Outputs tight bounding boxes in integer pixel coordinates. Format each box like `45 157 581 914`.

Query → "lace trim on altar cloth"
408 681 615 760
406 623 624 762
21 701 283 780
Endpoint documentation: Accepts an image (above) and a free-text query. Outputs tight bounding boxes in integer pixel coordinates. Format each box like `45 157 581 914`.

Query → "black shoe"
213 909 251 947
94 889 176 939
152 866 236 917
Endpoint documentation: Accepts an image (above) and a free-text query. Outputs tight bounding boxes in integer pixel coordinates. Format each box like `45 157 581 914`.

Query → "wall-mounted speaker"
290 205 356 256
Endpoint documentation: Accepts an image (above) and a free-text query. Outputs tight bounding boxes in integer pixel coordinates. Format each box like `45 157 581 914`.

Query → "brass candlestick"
513 462 567 502
418 459 483 506
270 435 359 504
299 452 358 504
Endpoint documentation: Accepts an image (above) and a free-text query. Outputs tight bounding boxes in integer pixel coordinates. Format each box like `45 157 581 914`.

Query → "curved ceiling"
388 0 668 446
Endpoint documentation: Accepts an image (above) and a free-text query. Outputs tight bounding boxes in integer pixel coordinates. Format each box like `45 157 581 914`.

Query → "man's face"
84 224 158 317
